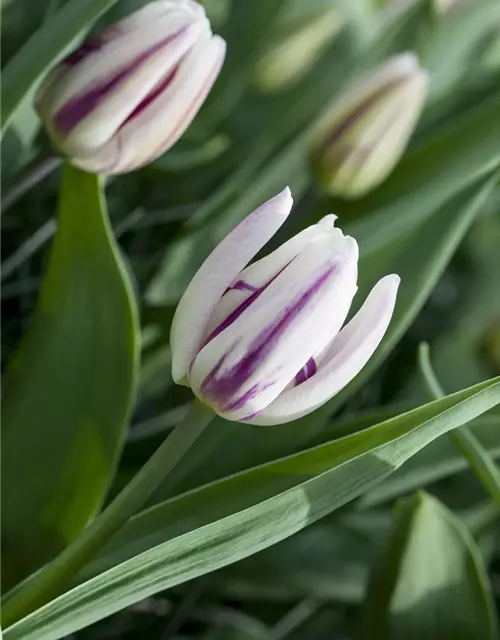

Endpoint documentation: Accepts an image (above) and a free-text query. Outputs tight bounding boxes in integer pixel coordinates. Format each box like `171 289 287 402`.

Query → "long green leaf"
1 166 139 589
359 492 499 640
418 342 500 506
5 377 500 640
1 0 120 131
361 414 500 507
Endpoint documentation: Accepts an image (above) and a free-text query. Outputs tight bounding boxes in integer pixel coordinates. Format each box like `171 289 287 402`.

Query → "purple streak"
203 264 291 349
54 27 187 135
224 280 260 295
124 66 179 124
63 35 109 66
199 264 337 414
294 356 317 386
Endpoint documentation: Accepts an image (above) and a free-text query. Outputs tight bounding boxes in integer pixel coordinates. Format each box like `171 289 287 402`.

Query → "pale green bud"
310 53 428 199
254 7 345 94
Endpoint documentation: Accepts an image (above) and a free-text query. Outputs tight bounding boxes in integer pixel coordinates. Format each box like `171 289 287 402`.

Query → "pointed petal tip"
280 185 293 205
267 186 294 217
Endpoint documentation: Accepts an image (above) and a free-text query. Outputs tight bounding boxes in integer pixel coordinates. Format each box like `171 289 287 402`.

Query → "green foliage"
360 492 499 640
1 167 139 589
2 0 500 638
5 377 500 639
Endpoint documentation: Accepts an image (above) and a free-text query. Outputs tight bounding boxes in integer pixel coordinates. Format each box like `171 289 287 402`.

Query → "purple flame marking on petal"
240 410 261 422
202 263 292 350
54 26 188 135
123 66 179 124
294 356 317 386
223 280 260 295
199 264 337 414
64 37 106 66
119 49 224 172
64 27 124 66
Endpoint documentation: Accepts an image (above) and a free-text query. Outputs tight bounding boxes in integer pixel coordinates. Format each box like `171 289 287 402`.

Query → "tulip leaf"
359 492 499 640
1 165 139 590
417 0 500 103
418 342 500 507
4 376 500 640
361 414 500 507
1 0 120 132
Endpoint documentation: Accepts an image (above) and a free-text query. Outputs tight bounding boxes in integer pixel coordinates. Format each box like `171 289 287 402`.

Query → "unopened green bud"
254 7 344 94
310 53 428 199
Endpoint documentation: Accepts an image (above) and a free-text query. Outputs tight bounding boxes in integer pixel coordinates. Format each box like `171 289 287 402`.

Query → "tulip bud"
170 188 400 425
254 7 344 94
35 0 226 174
310 53 428 199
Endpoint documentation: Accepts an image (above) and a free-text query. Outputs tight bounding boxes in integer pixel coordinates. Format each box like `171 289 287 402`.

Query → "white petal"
249 274 400 425
205 214 338 335
63 22 205 154
189 232 358 421
104 34 226 173
170 188 294 384
43 7 206 120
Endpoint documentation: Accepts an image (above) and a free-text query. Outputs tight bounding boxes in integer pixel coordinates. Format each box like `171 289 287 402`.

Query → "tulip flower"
35 0 226 174
171 188 400 425
310 53 428 199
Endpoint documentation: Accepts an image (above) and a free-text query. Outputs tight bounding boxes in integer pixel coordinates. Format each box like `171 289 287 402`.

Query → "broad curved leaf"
1 166 139 589
360 492 499 640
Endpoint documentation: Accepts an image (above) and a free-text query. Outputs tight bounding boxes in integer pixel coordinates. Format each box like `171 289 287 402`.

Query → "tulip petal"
248 274 400 425
189 231 358 421
205 214 338 336
54 22 204 157
170 188 294 384
41 4 203 114
98 33 226 173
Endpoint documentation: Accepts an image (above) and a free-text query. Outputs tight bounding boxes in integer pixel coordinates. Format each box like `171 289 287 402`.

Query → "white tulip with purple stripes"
171 188 400 425
35 0 226 174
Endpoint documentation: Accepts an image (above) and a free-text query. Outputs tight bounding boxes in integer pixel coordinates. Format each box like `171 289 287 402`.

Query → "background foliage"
2 0 500 638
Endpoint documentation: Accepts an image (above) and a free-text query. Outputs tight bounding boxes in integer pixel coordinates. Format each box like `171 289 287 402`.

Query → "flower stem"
2 399 214 628
1 154 62 214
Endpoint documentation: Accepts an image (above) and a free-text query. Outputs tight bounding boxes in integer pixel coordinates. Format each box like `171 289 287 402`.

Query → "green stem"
418 342 500 507
2 399 214 628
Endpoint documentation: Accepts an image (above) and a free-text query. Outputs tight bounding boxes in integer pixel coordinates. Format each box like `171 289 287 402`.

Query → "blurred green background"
2 0 500 638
